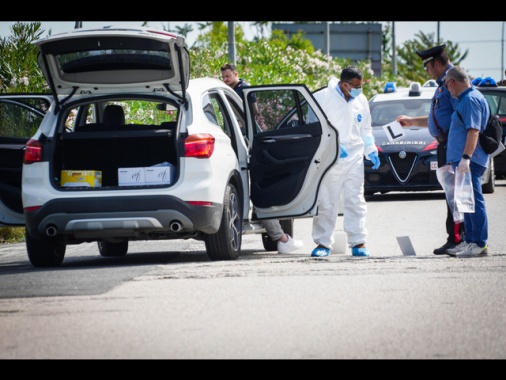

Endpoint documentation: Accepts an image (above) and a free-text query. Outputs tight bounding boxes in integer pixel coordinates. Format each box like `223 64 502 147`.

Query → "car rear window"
60 51 171 74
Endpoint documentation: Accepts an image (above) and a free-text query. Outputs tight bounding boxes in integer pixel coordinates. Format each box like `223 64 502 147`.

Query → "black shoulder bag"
456 103 502 155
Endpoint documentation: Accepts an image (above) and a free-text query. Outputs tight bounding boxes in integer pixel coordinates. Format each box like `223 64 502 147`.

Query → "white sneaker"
447 241 470 255
277 235 304 254
454 243 488 257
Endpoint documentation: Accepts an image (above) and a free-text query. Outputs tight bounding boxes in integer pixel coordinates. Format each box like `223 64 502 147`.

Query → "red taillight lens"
423 140 439 151
187 201 213 206
184 133 215 158
23 139 42 164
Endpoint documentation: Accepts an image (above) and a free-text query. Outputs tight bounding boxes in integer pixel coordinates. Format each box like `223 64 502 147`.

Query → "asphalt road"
1 182 506 359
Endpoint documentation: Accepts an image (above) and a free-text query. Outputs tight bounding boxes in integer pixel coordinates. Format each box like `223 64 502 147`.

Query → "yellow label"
61 170 102 187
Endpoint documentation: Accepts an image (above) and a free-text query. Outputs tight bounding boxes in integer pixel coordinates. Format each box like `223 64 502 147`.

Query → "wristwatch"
462 154 471 159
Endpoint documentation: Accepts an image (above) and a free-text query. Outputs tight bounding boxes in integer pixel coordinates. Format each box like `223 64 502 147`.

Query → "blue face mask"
350 88 362 98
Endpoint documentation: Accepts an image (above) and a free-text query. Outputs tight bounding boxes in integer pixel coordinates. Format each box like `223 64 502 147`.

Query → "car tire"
262 219 294 251
98 241 129 257
204 183 242 260
482 158 496 194
25 228 66 267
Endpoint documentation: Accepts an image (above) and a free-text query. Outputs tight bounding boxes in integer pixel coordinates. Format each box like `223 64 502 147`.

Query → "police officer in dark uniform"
396 45 465 255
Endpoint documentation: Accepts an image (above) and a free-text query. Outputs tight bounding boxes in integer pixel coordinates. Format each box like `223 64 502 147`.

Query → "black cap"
416 44 446 66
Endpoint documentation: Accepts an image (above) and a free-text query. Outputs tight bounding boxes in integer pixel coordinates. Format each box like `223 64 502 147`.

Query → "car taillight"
423 141 439 151
23 139 42 164
184 133 215 158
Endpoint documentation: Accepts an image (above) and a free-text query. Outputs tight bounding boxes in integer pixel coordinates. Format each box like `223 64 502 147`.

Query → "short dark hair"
340 65 363 82
220 63 238 73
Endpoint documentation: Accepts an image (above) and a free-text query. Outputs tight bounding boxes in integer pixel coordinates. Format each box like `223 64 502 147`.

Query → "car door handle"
259 134 312 143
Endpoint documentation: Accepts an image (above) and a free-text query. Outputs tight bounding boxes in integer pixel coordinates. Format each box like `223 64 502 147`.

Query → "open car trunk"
49 99 180 189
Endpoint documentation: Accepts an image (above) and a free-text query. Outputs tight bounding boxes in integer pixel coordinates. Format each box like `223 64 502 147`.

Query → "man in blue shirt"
444 66 490 257
396 45 464 255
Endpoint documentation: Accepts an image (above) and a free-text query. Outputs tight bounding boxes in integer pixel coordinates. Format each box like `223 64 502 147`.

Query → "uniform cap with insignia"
416 44 446 67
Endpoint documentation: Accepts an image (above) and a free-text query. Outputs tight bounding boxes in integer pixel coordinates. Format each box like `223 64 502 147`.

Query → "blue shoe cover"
352 247 370 257
311 247 330 257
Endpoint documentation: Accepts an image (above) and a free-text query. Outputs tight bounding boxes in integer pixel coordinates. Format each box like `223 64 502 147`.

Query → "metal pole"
502 21 505 84
228 21 236 65
325 22 330 56
392 22 397 76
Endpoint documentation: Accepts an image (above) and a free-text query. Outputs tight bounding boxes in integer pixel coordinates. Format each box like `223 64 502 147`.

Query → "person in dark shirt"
396 45 465 255
220 63 303 254
220 63 265 130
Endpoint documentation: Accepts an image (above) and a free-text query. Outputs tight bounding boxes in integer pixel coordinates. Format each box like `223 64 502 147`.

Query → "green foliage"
1 21 469 102
193 21 246 48
0 21 471 99
189 24 409 99
0 22 48 93
0 227 25 243
395 31 469 84
0 98 47 137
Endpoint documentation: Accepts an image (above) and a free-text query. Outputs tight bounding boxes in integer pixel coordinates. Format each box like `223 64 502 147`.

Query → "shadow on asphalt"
365 191 446 202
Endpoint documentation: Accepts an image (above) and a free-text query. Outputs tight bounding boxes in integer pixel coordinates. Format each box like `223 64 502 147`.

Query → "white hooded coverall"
309 76 378 249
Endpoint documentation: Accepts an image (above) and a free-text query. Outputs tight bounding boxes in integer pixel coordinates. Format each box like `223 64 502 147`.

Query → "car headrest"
103 105 125 125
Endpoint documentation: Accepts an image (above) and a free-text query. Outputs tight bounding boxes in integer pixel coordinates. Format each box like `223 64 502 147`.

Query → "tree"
0 22 472 97
0 22 47 93
395 31 469 84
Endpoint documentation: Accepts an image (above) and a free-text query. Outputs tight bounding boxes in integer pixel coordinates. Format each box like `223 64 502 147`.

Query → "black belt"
436 135 447 144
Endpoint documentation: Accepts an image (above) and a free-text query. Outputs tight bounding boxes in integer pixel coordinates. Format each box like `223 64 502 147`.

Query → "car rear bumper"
24 195 223 239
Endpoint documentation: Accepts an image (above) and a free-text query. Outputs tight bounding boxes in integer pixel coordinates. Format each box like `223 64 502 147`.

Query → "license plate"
430 161 438 171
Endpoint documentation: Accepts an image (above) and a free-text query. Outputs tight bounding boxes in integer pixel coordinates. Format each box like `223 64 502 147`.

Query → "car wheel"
25 228 66 267
204 183 242 260
482 158 496 194
262 219 294 251
98 241 129 257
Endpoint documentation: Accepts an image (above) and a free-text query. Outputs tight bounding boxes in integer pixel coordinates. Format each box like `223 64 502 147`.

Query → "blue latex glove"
339 144 349 158
368 152 380 169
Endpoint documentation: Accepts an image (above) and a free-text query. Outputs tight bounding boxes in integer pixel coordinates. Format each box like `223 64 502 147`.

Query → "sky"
1 21 505 83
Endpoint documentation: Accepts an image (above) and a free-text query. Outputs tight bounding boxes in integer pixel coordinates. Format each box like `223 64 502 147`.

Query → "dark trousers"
445 199 464 244
438 141 465 244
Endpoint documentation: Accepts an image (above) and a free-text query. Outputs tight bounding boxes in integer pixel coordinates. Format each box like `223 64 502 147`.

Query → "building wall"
272 22 382 77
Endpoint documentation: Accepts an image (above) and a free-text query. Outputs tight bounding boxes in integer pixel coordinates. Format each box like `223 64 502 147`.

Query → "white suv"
0 26 338 266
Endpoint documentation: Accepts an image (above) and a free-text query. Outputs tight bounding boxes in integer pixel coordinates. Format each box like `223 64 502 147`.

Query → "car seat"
103 104 125 126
